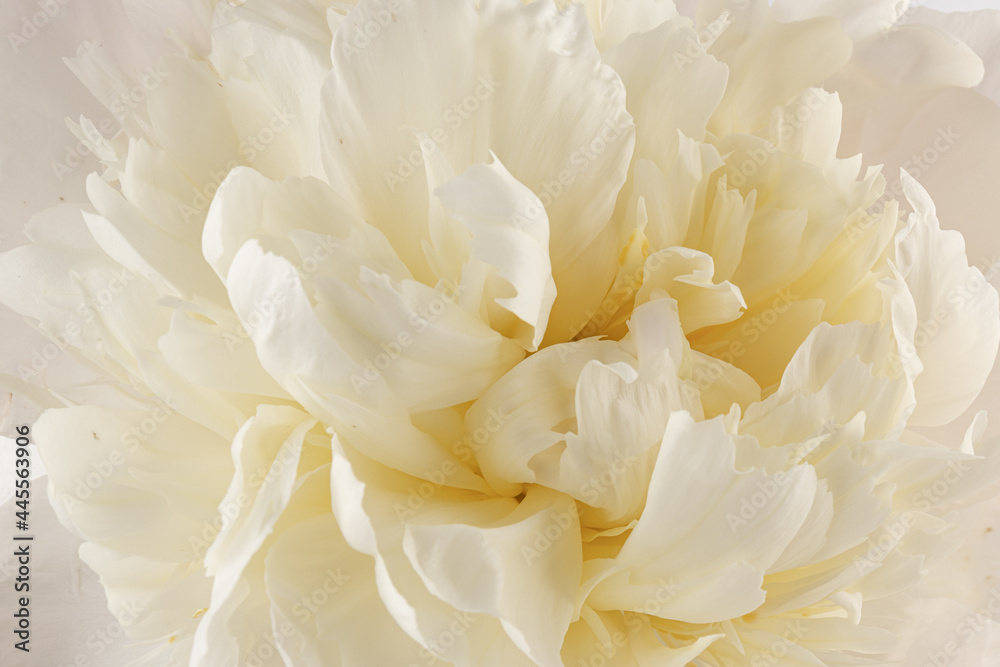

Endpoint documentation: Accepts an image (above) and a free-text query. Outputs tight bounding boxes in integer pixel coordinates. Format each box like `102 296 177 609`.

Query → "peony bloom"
2 0 1000 665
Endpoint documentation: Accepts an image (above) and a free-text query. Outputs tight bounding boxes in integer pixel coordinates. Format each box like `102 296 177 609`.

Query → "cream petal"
631 629 720 667
763 437 897 576
210 175 515 490
891 415 1000 514
0 209 134 417
133 343 256 441
230 240 522 412
590 0 679 52
215 0 341 48
158 308 291 400
604 18 728 163
202 166 399 282
896 173 1000 427
741 321 914 445
911 472 1000 651
192 462 333 667
765 477 836 574
5 0 1000 662
712 133 852 305
757 549 871 619
550 301 704 524
862 2 1000 441
0 208 266 441
844 20 984 92
586 413 817 623
560 607 721 667
770 0 905 42
754 430 996 619
85 173 226 303
435 157 557 351
561 611 640 667
698 0 852 134
77 542 211 648
467 624 547 667
694 172 754 283
685 348 762 419
0 211 172 384
467 299 705 522
792 447 892 565
544 222 625 345
34 405 232 562
829 25 1000 264
789 196 898 326
264 513 449 666
552 357 679 525
905 8 1000 107
209 170 525 418
702 627 823 666
203 406 322 580
404 486 581 667
765 88 846 173
121 137 206 246
629 142 727 260
579 196 652 340
329 441 528 665
635 247 746 334
213 17 332 179
28 404 232 656
692 296 826 396
465 337 632 497
827 34 1000 454
321 0 634 338
712 617 896 666
145 55 243 188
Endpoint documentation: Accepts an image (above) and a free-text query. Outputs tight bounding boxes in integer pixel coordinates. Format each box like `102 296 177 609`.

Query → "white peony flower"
1 0 1000 665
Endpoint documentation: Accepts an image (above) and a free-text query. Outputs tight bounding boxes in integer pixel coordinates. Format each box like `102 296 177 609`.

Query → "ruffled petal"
404 486 581 667
896 173 1000 427
434 157 557 351
586 413 817 623
329 439 538 665
698 0 852 134
32 403 232 651
321 0 635 342
192 409 331 666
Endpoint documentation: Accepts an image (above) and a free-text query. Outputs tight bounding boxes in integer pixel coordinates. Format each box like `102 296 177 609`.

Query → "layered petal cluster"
2 0 1000 665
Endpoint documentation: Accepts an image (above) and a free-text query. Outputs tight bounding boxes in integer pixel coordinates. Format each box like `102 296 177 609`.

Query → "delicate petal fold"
435 157 557 351
585 413 817 623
